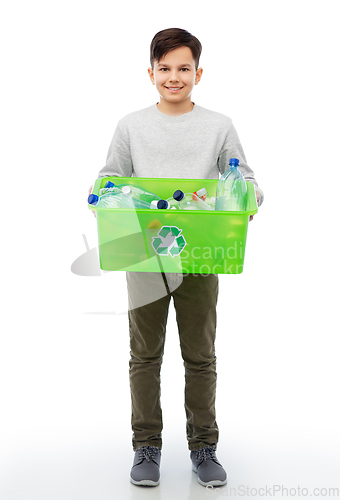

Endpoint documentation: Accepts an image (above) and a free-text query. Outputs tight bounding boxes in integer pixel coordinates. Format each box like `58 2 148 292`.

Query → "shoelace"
138 446 160 462
195 446 218 464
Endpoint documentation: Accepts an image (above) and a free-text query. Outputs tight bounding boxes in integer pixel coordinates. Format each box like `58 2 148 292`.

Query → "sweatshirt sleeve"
98 121 133 178
217 121 258 188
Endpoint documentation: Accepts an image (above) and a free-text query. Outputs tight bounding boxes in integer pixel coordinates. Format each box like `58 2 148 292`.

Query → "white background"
1 1 339 498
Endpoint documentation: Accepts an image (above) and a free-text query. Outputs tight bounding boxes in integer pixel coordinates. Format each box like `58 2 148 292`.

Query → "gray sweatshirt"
98 103 258 187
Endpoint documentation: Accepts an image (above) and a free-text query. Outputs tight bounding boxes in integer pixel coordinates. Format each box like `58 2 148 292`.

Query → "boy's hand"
88 185 96 218
249 191 261 222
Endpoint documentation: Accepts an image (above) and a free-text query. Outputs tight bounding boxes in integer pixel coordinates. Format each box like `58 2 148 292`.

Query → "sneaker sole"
192 464 227 487
130 476 160 487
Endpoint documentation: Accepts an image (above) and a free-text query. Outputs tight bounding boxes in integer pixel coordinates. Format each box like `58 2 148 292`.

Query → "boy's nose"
168 71 180 82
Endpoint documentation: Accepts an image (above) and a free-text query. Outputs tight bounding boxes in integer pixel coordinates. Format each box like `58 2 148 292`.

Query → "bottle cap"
105 181 115 188
157 199 169 209
229 158 239 166
195 188 207 197
121 186 131 194
88 194 99 205
173 190 184 201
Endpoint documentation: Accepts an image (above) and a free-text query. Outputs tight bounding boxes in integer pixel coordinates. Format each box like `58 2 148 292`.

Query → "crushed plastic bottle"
215 158 248 211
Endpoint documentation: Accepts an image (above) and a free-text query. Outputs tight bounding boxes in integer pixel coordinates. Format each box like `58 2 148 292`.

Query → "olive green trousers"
126 271 219 452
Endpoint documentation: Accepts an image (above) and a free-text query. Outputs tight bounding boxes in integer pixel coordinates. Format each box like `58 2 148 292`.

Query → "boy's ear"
148 67 155 85
195 67 203 85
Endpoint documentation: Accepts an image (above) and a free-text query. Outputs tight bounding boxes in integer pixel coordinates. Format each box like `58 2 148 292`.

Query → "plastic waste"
215 158 248 211
158 190 213 210
157 197 179 210
98 180 123 196
88 191 135 209
193 187 216 209
193 187 207 201
113 183 160 204
174 190 213 210
204 196 216 209
120 186 158 209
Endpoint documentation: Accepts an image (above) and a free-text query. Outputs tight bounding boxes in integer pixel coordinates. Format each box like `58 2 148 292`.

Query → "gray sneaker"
130 446 161 486
190 446 227 487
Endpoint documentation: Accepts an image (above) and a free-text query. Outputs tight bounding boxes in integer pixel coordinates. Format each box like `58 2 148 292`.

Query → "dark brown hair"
150 28 202 70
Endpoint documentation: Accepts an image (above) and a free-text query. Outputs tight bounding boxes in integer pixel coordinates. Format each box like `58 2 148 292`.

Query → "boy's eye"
159 68 189 71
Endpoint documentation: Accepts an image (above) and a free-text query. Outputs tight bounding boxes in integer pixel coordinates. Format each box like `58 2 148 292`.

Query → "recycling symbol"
151 226 187 258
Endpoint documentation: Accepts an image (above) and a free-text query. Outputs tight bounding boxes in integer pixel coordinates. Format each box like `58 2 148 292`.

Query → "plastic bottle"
193 188 207 202
157 197 179 210
158 190 213 210
114 183 161 204
193 187 216 209
215 158 248 211
98 180 123 196
120 186 158 209
88 191 135 209
204 196 216 209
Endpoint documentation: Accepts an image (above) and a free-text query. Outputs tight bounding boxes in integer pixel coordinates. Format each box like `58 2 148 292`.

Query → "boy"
91 28 262 488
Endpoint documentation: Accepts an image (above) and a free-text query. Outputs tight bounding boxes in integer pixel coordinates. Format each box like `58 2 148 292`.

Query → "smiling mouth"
165 86 184 92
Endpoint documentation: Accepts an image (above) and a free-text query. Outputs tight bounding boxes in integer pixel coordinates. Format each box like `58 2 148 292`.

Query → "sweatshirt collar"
150 102 197 122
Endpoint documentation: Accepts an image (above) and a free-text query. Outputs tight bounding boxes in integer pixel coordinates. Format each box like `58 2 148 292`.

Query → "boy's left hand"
249 191 261 222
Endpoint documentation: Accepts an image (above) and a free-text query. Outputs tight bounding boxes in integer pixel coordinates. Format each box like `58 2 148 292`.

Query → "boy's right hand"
88 185 96 218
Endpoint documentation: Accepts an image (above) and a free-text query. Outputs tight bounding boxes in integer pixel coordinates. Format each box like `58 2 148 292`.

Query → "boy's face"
148 46 202 107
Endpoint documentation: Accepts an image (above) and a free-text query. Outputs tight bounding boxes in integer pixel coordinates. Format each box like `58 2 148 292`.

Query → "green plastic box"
89 177 258 274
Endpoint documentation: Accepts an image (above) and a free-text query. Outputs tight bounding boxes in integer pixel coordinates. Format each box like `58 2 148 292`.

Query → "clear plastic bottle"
215 158 248 211
175 190 213 210
193 187 216 209
114 183 161 204
204 196 216 209
193 187 207 202
158 190 213 210
157 197 179 210
120 186 158 209
98 180 123 196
